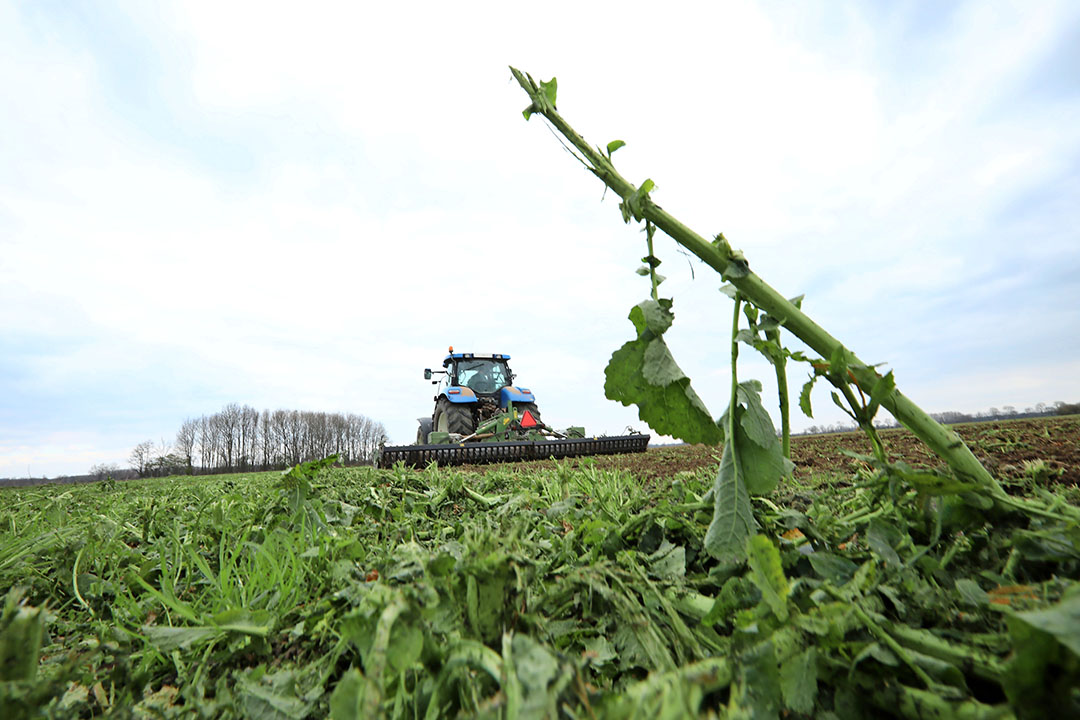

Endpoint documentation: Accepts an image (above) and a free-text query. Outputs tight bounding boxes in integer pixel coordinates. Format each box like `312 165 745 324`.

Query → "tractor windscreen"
456 360 510 394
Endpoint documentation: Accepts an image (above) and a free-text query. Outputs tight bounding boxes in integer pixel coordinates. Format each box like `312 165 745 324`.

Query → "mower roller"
377 349 649 468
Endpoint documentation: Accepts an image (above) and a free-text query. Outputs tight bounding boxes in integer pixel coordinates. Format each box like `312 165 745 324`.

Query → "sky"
1 0 1078 478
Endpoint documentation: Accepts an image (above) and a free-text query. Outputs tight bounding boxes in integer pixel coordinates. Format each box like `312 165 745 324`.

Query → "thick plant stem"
511 67 1001 495
646 222 659 301
729 295 742 472
765 327 791 458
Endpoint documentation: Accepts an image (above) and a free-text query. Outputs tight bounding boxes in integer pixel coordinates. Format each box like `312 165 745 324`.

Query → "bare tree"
158 404 388 475
175 419 198 474
129 440 155 477
89 462 121 481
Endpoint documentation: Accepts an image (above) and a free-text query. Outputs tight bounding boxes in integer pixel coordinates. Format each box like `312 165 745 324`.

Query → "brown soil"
459 415 1080 488
791 415 1080 488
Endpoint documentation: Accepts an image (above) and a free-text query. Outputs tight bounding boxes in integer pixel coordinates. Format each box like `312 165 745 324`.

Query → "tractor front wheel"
434 398 475 436
416 417 433 444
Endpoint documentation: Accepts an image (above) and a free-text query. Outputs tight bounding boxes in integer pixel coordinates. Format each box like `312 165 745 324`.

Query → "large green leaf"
704 383 792 560
1011 591 1080 656
808 553 858 585
704 445 758 561
1003 591 1080 717
629 299 673 336
605 300 723 446
865 518 904 568
735 381 775 447
716 382 793 495
142 625 217 652
329 669 366 720
237 668 311 720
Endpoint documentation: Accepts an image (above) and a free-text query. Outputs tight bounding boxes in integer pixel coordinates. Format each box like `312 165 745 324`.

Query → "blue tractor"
378 348 650 467
416 350 541 444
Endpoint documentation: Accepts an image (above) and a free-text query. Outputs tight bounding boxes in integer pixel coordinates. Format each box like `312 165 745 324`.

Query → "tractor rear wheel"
515 402 542 426
434 398 475 435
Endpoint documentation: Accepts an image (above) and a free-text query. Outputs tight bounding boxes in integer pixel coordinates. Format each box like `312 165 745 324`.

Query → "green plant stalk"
72 544 94 617
868 681 1016 720
511 66 1000 496
766 327 791 458
835 380 888 463
824 586 935 689
729 295 742 479
646 221 659 301
365 599 407 717
888 625 1005 683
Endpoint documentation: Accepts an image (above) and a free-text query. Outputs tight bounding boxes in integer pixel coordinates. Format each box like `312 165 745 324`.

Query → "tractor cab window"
455 360 510 394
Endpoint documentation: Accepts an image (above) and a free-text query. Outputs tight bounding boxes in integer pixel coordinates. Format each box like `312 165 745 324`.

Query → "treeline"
128 403 388 477
799 400 1077 436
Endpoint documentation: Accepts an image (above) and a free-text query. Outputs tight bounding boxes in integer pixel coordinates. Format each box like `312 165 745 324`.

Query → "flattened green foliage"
1 446 1078 718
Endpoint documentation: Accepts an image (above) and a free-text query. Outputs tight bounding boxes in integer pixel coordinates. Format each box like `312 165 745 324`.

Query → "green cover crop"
2 451 1079 718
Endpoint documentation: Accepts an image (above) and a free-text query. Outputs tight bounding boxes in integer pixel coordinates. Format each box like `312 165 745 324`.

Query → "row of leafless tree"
798 400 1074 436
129 403 388 477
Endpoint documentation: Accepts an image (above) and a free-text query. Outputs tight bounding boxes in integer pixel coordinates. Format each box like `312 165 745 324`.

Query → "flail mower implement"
378 349 649 468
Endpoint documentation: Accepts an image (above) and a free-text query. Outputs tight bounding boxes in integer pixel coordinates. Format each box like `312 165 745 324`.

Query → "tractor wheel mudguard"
499 386 535 409
442 387 478 404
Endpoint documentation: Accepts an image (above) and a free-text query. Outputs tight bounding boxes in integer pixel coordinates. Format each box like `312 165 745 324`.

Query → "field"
481 416 1080 494
1 416 1078 718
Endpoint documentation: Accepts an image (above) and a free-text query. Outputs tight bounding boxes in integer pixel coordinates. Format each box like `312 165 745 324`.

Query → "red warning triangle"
520 410 538 428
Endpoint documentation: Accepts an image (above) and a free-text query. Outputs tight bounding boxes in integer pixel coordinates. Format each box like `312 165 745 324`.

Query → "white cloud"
2 0 1079 475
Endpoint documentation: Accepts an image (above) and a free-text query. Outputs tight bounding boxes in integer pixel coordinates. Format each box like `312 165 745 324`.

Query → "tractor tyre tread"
435 398 475 435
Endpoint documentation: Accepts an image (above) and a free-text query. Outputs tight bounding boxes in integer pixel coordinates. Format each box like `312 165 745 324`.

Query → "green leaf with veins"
606 301 722 446
704 381 791 559
867 370 896 420
704 444 757 561
1003 591 1080 712
733 416 793 494
628 299 673 336
329 669 366 720
799 376 817 418
641 338 688 386
735 381 774 446
746 534 790 621
716 382 793 495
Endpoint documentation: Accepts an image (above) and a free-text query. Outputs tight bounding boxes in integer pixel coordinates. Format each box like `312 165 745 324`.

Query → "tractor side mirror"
424 369 432 380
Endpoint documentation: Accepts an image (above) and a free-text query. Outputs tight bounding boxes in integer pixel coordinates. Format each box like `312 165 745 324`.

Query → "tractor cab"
425 351 528 406
445 354 512 396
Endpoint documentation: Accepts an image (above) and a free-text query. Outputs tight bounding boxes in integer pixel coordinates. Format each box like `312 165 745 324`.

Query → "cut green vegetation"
1 443 1078 718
